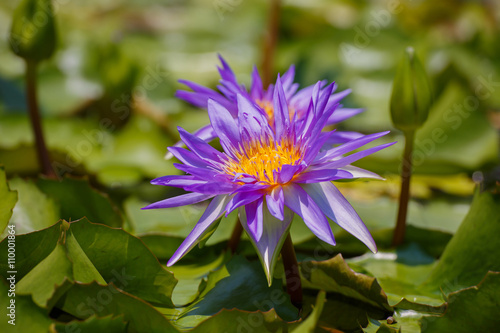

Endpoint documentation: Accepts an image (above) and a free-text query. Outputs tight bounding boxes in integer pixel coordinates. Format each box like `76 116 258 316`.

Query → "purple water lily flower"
146 76 394 284
173 55 364 148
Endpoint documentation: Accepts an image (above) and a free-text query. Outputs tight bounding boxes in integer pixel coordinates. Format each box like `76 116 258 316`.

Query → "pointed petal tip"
164 151 174 160
166 258 176 267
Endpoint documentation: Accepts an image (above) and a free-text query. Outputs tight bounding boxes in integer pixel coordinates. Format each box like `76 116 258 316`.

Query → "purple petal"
151 175 205 187
174 163 222 181
224 190 263 215
183 181 237 195
237 94 270 138
313 142 396 170
142 192 214 210
323 131 365 145
325 89 352 110
244 197 264 241
302 182 377 253
272 75 290 139
293 168 353 183
266 186 284 220
207 99 240 153
167 147 209 168
339 165 384 180
239 202 293 285
277 164 301 184
250 66 264 100
317 131 390 162
167 194 232 265
282 183 336 246
178 127 227 164
165 125 218 160
327 108 364 125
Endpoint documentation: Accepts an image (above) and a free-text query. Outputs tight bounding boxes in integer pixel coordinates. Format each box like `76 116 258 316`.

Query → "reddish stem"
25 60 55 178
281 233 302 310
261 0 281 87
392 130 415 246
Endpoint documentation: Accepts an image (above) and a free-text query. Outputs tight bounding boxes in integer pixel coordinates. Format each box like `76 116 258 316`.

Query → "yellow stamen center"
223 137 303 185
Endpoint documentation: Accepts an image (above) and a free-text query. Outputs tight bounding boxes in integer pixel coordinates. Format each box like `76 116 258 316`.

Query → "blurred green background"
1 0 499 185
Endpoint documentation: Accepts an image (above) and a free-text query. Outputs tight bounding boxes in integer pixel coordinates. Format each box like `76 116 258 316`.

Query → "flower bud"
390 47 432 132
9 0 57 62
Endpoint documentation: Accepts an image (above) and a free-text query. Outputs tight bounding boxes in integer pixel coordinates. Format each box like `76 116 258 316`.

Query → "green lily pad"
0 167 17 235
16 242 74 307
426 191 500 293
299 254 393 331
174 255 299 330
0 218 177 309
52 315 127 333
421 272 500 333
53 282 179 333
2 177 59 237
0 281 52 333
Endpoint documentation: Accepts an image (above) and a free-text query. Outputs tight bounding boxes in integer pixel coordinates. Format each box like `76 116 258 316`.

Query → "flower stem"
227 218 243 253
392 130 415 247
25 60 55 178
281 233 302 310
261 0 281 87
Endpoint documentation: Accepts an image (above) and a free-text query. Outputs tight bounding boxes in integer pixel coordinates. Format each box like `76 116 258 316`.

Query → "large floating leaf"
69 218 177 307
16 242 74 307
53 282 179 333
0 218 177 309
421 272 500 333
299 255 393 331
0 221 61 281
2 177 59 237
172 255 299 330
348 245 440 307
0 282 52 333
189 309 281 333
0 167 17 235
36 177 123 228
51 315 127 333
426 191 500 293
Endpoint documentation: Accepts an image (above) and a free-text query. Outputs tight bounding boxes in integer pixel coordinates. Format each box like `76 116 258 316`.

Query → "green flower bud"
9 0 57 62
390 47 433 132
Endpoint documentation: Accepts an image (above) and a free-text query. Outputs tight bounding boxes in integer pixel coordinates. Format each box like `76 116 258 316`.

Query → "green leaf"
54 282 179 333
0 218 177 309
16 243 73 307
66 231 106 284
0 221 61 281
52 315 127 333
426 191 500 293
189 309 280 333
67 218 177 307
2 177 58 237
173 255 299 330
299 255 393 331
0 167 17 235
348 245 440 306
0 281 52 332
421 272 500 333
36 177 123 228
